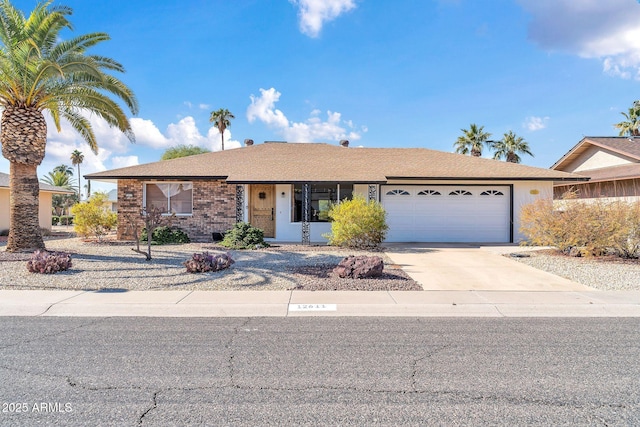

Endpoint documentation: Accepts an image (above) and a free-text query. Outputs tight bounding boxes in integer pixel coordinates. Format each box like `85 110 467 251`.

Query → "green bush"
220 222 269 249
52 216 60 226
323 195 388 249
70 193 117 241
59 215 74 226
0 229 9 236
140 226 190 245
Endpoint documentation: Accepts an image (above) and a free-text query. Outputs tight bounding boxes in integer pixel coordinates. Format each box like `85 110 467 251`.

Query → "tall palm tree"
491 131 534 163
70 149 84 199
53 164 73 176
0 0 138 252
453 124 491 157
209 108 234 151
614 101 640 136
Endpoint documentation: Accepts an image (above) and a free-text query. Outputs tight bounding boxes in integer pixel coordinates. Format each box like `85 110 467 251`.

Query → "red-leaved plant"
184 252 234 273
26 251 72 274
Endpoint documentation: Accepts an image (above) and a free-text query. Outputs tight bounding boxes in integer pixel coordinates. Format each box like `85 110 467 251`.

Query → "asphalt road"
0 317 638 426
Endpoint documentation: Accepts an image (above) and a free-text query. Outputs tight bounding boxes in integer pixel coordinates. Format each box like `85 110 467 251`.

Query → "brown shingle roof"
571 163 640 183
552 136 640 170
86 142 586 183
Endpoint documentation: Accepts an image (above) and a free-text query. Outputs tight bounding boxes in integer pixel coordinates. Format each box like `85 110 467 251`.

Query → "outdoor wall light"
124 192 133 199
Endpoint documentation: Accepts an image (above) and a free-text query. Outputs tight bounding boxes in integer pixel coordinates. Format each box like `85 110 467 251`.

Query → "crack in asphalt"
226 317 252 388
0 363 628 426
410 344 452 391
138 390 159 426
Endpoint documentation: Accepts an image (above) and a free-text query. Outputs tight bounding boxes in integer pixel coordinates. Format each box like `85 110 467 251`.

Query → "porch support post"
368 184 378 202
235 185 244 223
302 182 311 245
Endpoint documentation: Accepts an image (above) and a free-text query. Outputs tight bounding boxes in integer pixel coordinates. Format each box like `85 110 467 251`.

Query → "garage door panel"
382 185 510 243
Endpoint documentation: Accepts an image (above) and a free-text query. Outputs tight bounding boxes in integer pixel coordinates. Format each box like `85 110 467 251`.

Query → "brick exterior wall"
117 179 237 242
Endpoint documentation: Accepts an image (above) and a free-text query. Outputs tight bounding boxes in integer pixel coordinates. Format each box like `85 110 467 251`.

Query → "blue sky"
4 0 640 192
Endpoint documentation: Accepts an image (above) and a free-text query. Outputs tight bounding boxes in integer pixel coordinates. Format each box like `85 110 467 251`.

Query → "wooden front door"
250 184 275 238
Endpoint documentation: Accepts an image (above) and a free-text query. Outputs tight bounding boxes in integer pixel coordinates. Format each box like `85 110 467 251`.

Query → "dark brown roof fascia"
384 176 589 182
85 175 228 181
226 179 387 184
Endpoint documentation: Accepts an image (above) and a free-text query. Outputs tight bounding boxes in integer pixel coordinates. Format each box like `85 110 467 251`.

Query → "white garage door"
382 185 511 243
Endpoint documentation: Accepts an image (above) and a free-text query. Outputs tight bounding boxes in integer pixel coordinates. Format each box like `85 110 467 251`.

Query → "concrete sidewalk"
1 289 639 317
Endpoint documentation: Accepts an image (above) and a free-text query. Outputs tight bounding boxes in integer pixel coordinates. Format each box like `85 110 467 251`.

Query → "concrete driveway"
384 243 594 291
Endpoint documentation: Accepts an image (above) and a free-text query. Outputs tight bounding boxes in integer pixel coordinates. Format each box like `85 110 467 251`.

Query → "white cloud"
247 87 365 142
523 116 549 131
519 0 640 79
130 118 170 148
247 88 289 129
199 103 210 110
290 0 356 37
110 156 139 169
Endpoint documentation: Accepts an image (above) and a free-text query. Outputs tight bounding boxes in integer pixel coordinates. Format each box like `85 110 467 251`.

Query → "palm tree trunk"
7 162 45 252
471 149 481 157
77 164 81 200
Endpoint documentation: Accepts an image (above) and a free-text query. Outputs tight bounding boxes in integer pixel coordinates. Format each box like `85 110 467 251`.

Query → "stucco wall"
39 192 53 231
513 181 553 242
117 179 236 242
565 146 633 172
0 189 54 232
0 188 9 231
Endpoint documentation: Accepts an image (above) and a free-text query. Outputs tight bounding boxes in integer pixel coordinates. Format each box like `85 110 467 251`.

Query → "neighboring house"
106 189 118 212
0 172 75 232
85 141 586 244
552 136 640 202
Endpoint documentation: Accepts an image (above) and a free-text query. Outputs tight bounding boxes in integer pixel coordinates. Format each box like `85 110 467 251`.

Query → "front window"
145 182 193 215
292 183 353 222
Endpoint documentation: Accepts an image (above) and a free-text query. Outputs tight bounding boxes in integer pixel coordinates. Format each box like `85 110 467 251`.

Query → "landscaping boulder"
333 255 384 279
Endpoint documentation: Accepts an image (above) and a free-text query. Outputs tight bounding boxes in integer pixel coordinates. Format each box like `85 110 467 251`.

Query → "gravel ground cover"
509 249 640 291
0 237 419 291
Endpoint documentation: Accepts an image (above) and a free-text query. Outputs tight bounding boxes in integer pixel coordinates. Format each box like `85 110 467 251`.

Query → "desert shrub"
323 195 388 249
70 193 117 241
26 251 72 274
520 197 640 258
140 226 190 245
220 222 269 249
51 216 60 226
607 201 640 258
184 251 235 273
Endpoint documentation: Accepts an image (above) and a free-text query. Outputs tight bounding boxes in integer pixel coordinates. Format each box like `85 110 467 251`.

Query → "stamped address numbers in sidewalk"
288 304 337 312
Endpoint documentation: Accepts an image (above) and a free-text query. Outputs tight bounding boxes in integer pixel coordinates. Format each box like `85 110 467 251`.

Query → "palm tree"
41 170 75 188
491 131 534 163
53 164 73 176
70 149 84 199
454 124 492 157
209 108 234 151
41 169 77 218
0 1 138 252
614 101 640 136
